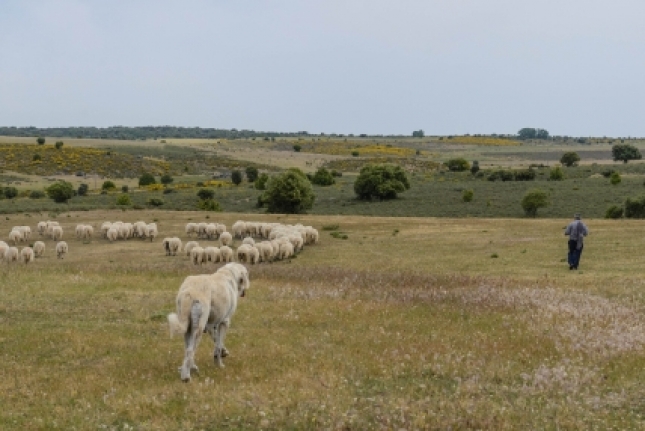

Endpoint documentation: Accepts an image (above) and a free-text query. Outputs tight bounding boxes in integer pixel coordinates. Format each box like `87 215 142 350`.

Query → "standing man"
564 213 589 270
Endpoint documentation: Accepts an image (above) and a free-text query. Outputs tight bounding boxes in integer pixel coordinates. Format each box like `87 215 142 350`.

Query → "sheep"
118 224 130 240
4 246 19 262
100 222 112 238
219 232 233 247
134 221 147 238
167 263 250 381
33 241 45 257
289 235 304 252
203 246 221 263
9 230 23 245
185 223 198 237
185 241 199 256
242 237 255 246
106 227 119 242
20 247 35 264
56 241 68 259
197 223 208 239
75 224 85 239
236 244 259 264
51 226 64 241
206 223 218 240
190 246 205 265
216 224 227 237
163 237 183 256
219 246 234 263
19 226 32 240
81 225 94 241
0 241 8 260
279 242 294 260
146 223 158 242
232 220 246 239
37 221 48 236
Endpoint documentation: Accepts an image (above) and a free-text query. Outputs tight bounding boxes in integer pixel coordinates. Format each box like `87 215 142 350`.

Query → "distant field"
2 211 645 429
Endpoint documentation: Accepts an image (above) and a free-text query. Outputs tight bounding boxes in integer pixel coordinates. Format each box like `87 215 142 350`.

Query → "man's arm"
564 223 571 236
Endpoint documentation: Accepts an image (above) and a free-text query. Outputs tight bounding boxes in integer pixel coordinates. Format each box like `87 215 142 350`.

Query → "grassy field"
2 210 645 429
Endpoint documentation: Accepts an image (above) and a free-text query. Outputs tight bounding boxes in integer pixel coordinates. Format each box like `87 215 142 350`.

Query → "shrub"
33 154 41 161
322 224 340 231
625 196 645 218
4 187 18 199
462 189 474 202
101 181 116 191
351 151 360 157
198 199 222 212
29 190 45 199
605 205 624 219
46 181 75 203
77 184 89 196
262 168 315 214
197 188 215 200
163 188 175 194
612 144 642 163
231 170 243 186
549 167 564 181
147 197 164 207
487 170 514 182
55 141 64 150
293 145 301 152
513 169 536 181
610 172 621 185
37 137 45 145
521 189 549 217
160 174 174 185
331 169 343 177
601 168 615 178
560 152 580 167
445 158 470 172
116 194 132 206
311 167 335 186
122 185 129 193
354 164 410 200
255 173 269 190
138 172 156 187
470 161 480 175
245 167 259 182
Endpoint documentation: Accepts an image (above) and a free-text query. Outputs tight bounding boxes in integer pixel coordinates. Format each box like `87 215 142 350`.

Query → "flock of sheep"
1 221 68 263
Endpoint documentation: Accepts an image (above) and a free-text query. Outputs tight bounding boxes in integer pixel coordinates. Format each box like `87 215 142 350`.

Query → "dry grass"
2 211 645 429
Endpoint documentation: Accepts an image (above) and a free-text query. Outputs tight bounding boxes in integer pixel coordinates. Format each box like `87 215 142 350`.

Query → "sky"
0 0 644 136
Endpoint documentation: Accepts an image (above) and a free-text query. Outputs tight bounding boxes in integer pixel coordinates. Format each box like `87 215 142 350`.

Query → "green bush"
560 152 580 167
487 170 514 182
470 161 480 175
138 172 156 187
549 167 564 181
37 137 45 145
231 170 243 186
147 198 164 207
116 194 132 206
311 167 335 186
29 190 45 199
160 174 174 185
293 145 301 152
33 154 41 161
625 196 645 218
255 173 269 190
122 185 129 193
331 170 343 177
46 181 75 203
351 151 360 157
198 199 222 212
197 188 215 200
605 205 624 219
601 169 615 178
610 172 621 185
101 181 116 191
521 189 549 217
446 158 470 172
354 164 410 200
55 141 64 150
163 188 175 194
262 168 315 214
462 189 474 202
245 167 259 182
4 187 18 199
77 184 89 196
513 169 536 181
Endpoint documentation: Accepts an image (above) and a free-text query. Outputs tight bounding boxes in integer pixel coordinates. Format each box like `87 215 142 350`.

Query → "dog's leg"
180 301 203 382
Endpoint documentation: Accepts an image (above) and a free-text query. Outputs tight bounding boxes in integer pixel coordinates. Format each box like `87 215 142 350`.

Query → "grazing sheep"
51 226 64 241
216 224 227 237
134 221 147 238
256 242 274 263
146 223 158 242
219 246 234 263
236 244 259 264
20 247 35 264
56 241 68 259
163 237 183 256
82 225 94 241
75 224 85 239
33 241 45 257
185 223 198 237
206 223 218 240
19 226 32 240
191 246 206 265
0 241 8 260
167 263 250 381
4 246 19 262
232 221 246 239
106 227 119 242
197 223 208 239
100 222 112 238
9 230 23 245
204 246 221 263
279 242 294 260
219 232 233 247
37 221 48 236
184 241 199 256
242 237 255 246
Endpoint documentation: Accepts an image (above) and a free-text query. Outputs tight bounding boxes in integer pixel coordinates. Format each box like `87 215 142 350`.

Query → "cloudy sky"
1 1 644 136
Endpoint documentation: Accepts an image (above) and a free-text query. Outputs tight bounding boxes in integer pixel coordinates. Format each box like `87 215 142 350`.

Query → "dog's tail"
167 292 196 337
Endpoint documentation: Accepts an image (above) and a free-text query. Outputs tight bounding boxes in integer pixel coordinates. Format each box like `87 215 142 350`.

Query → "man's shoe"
569 266 573 270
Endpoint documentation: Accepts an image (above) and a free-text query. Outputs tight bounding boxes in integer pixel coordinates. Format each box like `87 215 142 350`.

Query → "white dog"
167 263 250 382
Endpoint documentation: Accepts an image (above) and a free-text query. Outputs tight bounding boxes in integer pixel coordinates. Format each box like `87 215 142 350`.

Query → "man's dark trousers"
568 240 583 269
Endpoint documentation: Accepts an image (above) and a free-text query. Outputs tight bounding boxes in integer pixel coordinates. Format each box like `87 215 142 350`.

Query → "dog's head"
221 262 250 297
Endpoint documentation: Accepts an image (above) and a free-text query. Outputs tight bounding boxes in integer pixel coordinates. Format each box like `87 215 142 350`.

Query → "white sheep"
203 246 221 263
75 224 85 239
100 222 112 238
82 225 94 241
56 241 68 259
236 244 259 264
4 246 19 262
184 241 199 256
9 230 23 245
279 242 294 260
190 246 205 265
219 246 234 263
185 223 198 237
0 241 8 260
106 227 119 242
37 221 48 236
146 223 158 242
20 247 35 264
242 237 255 246
206 223 218 240
167 263 250 381
256 241 273 263
19 226 32 240
219 232 233 247
33 241 45 257
134 221 147 238
197 223 208 239
163 237 183 256
51 226 64 241
232 220 246 239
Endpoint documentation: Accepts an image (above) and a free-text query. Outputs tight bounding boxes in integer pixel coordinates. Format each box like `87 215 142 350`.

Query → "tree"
521 189 549 217
293 145 301 152
3 186 18 199
37 137 45 145
46 181 74 203
311 167 335 186
255 173 269 190
197 188 215 200
77 183 89 196
55 141 64 150
560 152 580 167
517 128 549 140
354 164 410 200
102 180 116 191
231 170 243 186
612 144 642 163
445 158 470 172
262 168 315 213
139 172 156 186
245 167 259 182
412 130 425 138
160 174 174 185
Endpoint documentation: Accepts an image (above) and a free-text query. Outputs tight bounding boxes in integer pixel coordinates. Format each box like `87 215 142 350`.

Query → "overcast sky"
1 1 644 136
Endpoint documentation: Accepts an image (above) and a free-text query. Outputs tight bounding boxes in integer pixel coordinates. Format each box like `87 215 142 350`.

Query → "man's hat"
574 213 581 219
